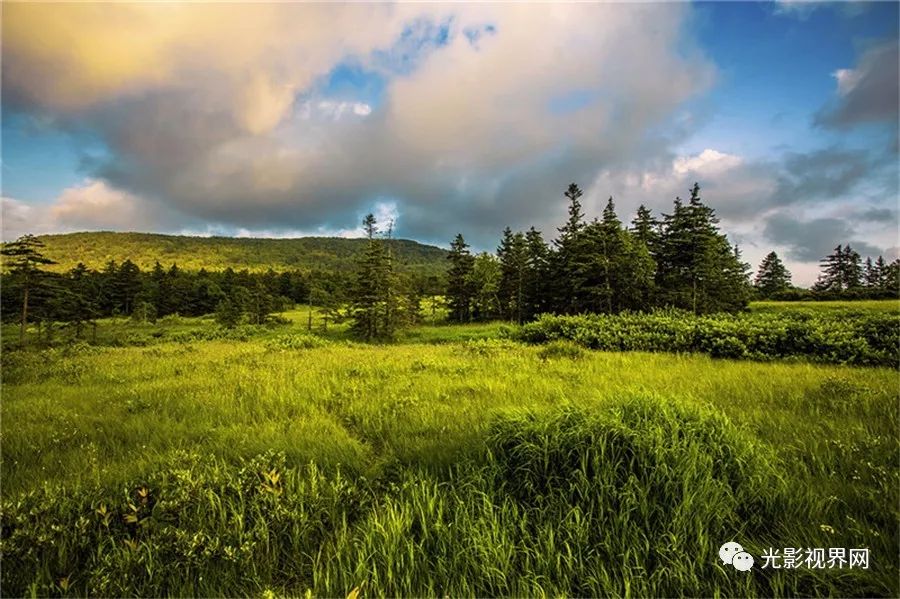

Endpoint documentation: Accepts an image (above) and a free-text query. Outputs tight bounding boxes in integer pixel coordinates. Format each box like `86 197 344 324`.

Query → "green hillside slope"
25 232 449 274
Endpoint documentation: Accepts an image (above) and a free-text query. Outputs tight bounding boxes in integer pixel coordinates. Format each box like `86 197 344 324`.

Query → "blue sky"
2 2 897 284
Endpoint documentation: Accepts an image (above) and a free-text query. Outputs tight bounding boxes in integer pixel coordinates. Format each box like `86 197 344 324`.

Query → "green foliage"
518 310 900 367
754 251 792 298
18 232 449 276
349 214 408 340
215 298 242 328
446 234 475 323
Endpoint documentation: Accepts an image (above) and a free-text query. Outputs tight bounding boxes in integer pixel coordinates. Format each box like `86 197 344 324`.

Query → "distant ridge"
28 231 449 275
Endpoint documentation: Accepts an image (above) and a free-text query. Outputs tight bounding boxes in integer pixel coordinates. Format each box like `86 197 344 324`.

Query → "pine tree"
815 244 862 293
523 227 550 321
350 214 388 340
551 183 588 314
1 234 57 342
754 251 792 298
215 297 242 328
446 234 475 323
875 256 888 289
655 184 749 313
497 228 527 323
884 259 900 294
814 245 845 292
842 245 862 290
630 204 659 250
864 257 877 288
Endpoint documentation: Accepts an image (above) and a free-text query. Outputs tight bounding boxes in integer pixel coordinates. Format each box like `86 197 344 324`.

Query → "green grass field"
2 300 898 596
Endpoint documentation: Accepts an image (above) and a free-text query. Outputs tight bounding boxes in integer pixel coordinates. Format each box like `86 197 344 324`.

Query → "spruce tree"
655 184 749 313
814 245 845 292
350 214 389 340
1 234 57 342
551 183 588 314
842 245 862 290
446 234 475 323
754 251 792 298
523 227 550 321
885 259 900 294
875 256 888 289
497 228 527 323
631 204 659 250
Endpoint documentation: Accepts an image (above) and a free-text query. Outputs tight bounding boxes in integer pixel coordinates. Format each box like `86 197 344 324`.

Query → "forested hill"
29 232 450 274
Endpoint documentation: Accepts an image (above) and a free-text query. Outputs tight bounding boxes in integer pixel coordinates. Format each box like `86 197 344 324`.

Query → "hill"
26 232 450 275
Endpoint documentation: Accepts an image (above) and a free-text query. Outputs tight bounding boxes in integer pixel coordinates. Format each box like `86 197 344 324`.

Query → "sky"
2 1 897 285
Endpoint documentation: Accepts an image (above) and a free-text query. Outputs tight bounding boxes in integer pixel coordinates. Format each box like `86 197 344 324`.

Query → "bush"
517 310 899 367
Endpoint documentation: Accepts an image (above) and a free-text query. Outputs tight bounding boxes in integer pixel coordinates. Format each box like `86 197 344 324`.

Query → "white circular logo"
732 551 755 571
719 541 744 565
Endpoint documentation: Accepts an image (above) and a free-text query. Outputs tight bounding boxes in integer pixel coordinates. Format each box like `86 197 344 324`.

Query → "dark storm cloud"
770 147 876 205
815 40 899 129
762 214 883 262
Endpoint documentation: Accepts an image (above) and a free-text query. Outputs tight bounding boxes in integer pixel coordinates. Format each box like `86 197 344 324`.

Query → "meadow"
1 301 898 597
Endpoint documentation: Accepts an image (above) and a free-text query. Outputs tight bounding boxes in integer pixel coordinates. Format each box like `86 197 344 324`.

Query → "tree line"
1 233 442 343
4 181 898 343
440 182 899 324
443 182 751 323
752 246 898 300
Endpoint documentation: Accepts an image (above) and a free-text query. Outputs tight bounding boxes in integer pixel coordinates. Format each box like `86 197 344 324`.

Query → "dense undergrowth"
3 399 896 597
517 309 900 366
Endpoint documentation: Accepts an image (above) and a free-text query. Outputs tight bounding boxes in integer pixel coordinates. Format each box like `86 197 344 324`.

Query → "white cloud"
2 179 172 240
672 149 743 177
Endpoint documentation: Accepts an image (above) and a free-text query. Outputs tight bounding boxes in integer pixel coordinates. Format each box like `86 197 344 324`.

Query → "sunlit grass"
2 307 898 596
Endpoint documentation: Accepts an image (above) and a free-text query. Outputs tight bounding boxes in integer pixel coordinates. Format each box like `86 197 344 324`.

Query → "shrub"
517 311 899 367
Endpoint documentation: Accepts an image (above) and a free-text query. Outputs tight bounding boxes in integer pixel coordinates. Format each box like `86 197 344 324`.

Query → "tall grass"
2 306 898 596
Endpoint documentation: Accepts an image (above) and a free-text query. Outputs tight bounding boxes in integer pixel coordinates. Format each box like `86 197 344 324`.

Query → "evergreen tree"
248 279 273 325
65 262 100 339
446 234 475 323
497 228 528 323
863 257 876 288
655 184 749 313
754 251 792 298
215 297 242 328
629 205 658 307
1 234 57 342
350 214 388 340
842 245 862 290
116 259 142 315
551 183 588 314
875 256 888 289
815 245 862 292
814 245 845 292
630 204 659 250
884 259 900 294
523 227 551 321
